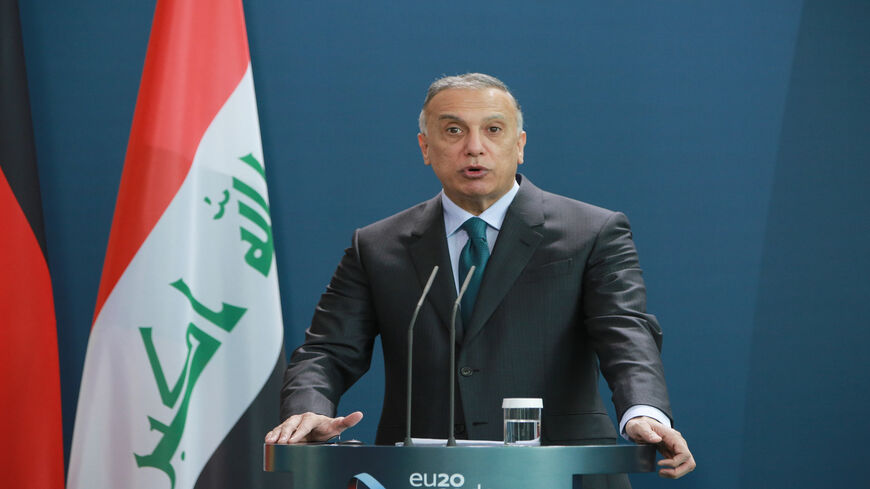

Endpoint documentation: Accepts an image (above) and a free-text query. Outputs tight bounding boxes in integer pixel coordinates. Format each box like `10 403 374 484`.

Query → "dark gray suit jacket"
282 175 671 453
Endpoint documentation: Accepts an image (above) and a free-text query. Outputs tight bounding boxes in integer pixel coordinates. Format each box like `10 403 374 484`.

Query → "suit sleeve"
581 211 672 424
279 229 379 420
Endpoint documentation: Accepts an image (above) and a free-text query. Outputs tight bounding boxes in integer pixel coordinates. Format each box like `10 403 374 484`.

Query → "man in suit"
266 73 695 482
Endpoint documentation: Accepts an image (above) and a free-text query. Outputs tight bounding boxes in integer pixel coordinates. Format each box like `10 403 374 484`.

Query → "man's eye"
488 126 503 133
446 127 462 134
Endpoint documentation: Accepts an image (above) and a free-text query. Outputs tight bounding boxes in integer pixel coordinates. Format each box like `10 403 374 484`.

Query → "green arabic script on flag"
133 153 277 488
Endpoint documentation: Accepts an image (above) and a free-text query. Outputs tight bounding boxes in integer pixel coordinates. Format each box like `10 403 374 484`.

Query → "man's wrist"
619 405 671 441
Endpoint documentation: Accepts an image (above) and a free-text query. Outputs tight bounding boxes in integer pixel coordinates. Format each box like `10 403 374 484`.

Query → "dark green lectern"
264 443 656 488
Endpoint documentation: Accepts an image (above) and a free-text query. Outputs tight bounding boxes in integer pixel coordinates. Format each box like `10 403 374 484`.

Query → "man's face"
418 88 526 215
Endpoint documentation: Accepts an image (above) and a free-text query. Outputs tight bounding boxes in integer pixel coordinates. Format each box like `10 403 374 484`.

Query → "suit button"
459 366 474 377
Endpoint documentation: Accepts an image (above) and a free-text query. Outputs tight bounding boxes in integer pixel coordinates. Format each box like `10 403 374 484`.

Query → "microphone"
448 265 475 447
403 266 439 447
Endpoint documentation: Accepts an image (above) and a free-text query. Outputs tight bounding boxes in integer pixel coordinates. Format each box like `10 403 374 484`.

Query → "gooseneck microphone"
448 265 475 447
403 266 439 447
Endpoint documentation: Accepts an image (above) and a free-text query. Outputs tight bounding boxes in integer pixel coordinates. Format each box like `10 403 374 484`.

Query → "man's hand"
264 411 363 444
625 416 696 479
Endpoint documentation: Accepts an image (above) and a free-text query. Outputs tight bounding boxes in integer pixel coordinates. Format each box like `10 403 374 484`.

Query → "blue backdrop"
17 0 869 487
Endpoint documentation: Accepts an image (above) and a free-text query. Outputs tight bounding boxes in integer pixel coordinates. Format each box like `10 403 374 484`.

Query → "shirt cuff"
619 405 671 441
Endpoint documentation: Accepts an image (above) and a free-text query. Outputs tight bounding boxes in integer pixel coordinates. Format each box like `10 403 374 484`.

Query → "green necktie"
459 217 490 326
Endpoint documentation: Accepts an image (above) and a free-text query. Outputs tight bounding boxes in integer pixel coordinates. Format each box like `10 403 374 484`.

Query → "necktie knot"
462 217 488 242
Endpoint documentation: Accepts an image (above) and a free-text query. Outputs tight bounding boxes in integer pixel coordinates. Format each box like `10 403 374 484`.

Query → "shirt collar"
442 180 520 237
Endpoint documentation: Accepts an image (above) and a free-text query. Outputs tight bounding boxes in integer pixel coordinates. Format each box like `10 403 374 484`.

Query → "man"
266 73 695 484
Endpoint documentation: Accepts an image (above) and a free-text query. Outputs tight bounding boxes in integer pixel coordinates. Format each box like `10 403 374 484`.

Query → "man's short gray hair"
418 73 524 136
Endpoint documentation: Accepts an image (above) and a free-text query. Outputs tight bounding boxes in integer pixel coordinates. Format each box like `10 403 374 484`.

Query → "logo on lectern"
348 471 472 488
348 473 387 489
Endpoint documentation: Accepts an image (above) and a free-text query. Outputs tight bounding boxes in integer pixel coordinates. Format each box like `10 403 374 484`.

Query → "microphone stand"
448 265 475 447
403 266 439 447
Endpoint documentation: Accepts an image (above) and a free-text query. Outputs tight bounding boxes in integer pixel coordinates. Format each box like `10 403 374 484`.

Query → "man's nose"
464 130 485 156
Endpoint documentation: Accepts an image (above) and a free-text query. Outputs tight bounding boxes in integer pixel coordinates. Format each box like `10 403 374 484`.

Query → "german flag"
0 0 65 487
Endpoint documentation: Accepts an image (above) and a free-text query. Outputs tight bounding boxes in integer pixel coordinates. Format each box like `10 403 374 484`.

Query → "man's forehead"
427 88 517 118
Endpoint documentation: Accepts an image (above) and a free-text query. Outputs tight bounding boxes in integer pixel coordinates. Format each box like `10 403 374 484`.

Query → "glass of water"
502 398 542 445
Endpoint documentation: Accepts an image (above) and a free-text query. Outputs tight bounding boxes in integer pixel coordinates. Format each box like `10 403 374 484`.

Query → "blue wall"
18 1 869 487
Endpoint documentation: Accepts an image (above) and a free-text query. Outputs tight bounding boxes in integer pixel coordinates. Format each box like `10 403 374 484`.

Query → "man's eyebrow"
438 114 463 123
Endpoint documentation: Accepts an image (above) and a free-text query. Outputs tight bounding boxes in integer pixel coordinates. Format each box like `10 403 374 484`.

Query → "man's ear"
418 133 430 166
516 131 527 165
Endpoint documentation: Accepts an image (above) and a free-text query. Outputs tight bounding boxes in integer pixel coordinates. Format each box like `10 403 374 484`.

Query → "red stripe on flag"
94 0 251 320
0 167 64 489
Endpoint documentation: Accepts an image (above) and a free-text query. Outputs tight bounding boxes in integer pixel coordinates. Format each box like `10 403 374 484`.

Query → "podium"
264 443 656 488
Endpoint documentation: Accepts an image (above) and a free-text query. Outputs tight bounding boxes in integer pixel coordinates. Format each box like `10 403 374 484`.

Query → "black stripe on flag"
0 0 48 256
194 350 292 489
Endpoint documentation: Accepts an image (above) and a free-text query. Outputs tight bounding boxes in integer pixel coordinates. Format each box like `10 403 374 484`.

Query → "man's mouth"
462 166 489 178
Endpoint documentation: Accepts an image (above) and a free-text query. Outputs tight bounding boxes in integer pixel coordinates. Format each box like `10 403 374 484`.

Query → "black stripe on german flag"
0 0 47 256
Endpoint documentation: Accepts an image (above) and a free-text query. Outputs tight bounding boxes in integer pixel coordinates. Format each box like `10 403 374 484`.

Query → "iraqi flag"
67 0 287 488
0 0 65 487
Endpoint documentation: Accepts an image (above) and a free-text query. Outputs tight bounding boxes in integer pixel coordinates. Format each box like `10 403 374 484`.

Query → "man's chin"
448 187 510 214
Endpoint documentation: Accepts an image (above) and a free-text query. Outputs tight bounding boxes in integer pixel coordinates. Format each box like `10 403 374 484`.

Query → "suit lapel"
464 176 545 344
407 195 457 331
